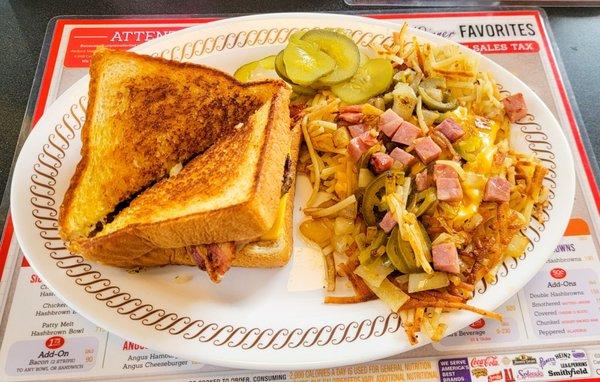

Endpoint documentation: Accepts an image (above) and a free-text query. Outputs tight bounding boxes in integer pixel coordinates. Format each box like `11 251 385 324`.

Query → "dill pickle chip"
275 51 316 95
289 30 307 44
331 58 393 104
282 41 336 86
300 29 360 85
233 55 276 82
274 51 289 81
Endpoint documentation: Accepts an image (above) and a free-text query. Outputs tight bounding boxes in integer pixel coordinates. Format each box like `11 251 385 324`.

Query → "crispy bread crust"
59 48 287 244
81 123 302 268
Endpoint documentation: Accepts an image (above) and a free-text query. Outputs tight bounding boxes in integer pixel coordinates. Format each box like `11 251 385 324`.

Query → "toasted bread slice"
74 122 302 268
59 48 288 246
84 187 295 268
76 88 292 259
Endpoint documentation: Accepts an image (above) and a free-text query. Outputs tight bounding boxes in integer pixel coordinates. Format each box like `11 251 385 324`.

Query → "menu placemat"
0 9 599 382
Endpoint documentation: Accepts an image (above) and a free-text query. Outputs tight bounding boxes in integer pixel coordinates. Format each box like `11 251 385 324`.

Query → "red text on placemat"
65 27 187 68
463 40 540 54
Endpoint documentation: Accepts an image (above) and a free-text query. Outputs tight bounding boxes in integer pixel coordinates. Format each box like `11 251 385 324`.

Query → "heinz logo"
550 268 567 279
45 336 65 349
471 356 499 367
470 319 486 329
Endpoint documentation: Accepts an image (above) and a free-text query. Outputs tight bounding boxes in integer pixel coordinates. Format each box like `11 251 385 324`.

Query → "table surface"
1 1 599 214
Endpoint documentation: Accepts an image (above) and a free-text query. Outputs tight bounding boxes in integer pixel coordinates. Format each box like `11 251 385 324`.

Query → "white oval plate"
11 13 575 370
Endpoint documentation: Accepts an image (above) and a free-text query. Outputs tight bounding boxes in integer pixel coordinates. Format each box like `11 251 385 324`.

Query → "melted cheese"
449 108 501 223
260 193 289 241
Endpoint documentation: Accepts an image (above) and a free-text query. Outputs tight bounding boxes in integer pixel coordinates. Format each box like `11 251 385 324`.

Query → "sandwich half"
128 124 301 271
59 48 298 281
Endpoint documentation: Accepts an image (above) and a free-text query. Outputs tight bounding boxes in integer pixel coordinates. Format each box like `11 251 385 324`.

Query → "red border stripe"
0 215 14 277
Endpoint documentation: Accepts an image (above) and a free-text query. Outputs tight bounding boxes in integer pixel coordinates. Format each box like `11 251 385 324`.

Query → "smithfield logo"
512 354 537 365
538 356 556 369
471 356 499 368
517 367 544 379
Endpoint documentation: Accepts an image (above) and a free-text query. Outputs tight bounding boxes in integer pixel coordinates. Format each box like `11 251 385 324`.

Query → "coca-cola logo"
550 268 567 279
470 319 486 329
471 356 499 368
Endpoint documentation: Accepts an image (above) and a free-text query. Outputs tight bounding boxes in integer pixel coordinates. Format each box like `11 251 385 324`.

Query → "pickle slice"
233 55 277 83
289 30 307 44
310 50 367 89
282 41 336 86
331 58 393 104
274 51 290 81
300 29 360 85
275 51 316 95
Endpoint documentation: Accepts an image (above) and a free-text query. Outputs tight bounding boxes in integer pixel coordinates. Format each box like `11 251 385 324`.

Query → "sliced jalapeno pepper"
418 86 458 112
386 226 410 273
361 171 405 226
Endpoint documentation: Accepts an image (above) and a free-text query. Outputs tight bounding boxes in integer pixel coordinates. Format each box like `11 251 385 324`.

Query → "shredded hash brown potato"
295 25 548 345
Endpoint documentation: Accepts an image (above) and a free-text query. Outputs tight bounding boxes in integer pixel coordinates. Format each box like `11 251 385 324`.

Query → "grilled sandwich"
59 48 298 282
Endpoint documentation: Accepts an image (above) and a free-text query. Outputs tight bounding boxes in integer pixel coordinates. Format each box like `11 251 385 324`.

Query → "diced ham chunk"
338 112 364 124
359 130 378 146
370 152 394 174
348 124 366 138
392 121 421 145
348 139 368 162
415 171 432 191
433 163 458 181
436 177 463 202
348 131 378 161
483 176 511 202
413 137 441 164
379 211 397 233
502 93 528 122
389 147 416 168
340 105 363 113
435 118 465 143
379 109 404 137
432 242 460 274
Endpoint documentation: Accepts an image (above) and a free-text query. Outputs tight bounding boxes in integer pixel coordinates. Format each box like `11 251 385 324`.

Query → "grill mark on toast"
87 133 236 239
88 177 159 238
280 155 292 195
